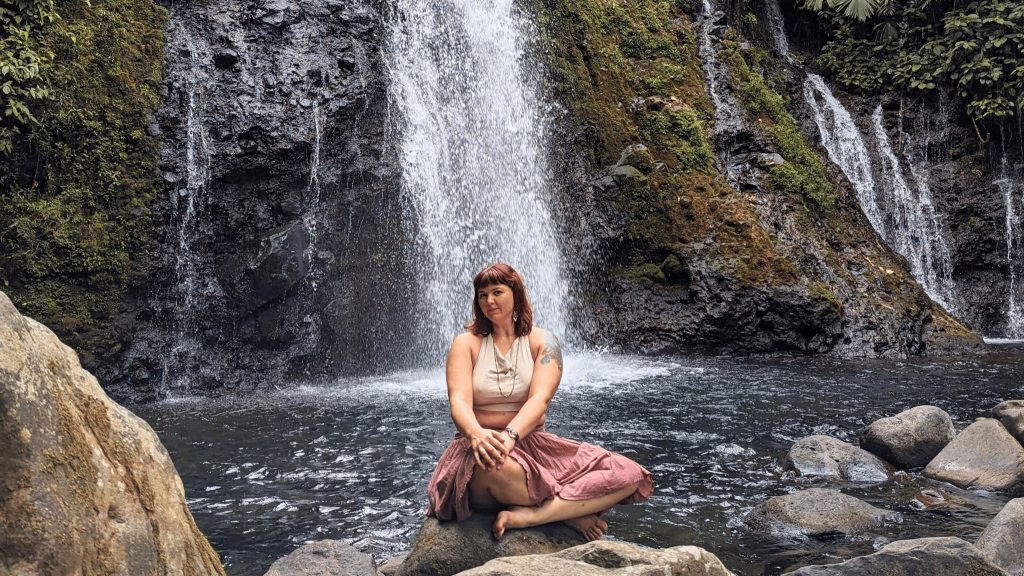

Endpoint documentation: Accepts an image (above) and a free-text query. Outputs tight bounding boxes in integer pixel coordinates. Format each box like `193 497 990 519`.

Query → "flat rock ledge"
787 537 1008 575
858 405 955 469
923 419 1024 493
784 435 895 482
0 291 225 576
994 401 1024 447
743 488 901 537
455 540 735 576
975 498 1024 576
392 514 586 576
262 541 376 576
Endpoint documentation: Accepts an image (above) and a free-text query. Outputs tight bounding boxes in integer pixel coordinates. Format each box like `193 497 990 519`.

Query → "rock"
975 498 1024 576
213 48 239 68
858 406 956 468
377 552 409 576
743 488 900 537
784 435 896 482
787 537 1008 575
607 164 647 181
455 540 734 576
0 291 225 575
394 514 586 576
218 220 310 313
263 541 375 576
993 401 1024 446
923 419 1024 493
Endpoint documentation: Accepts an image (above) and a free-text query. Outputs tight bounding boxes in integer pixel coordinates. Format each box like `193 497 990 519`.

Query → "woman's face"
477 283 515 323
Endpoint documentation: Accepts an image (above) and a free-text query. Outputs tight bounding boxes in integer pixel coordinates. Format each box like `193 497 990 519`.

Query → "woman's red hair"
465 263 533 337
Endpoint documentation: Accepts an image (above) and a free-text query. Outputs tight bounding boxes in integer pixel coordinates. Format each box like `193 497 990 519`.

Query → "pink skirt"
426 424 654 522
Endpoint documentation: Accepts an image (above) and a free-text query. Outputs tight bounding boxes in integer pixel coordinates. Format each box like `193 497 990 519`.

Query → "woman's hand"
470 429 509 471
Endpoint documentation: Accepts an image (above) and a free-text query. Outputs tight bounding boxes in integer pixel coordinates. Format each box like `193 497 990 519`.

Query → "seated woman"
426 263 653 540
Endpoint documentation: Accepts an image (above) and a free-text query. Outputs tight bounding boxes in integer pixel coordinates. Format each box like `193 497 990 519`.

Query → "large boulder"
923 419 1024 493
263 541 376 576
743 488 900 537
454 540 735 576
394 515 586 576
787 537 1008 575
993 401 1024 447
858 406 956 468
975 498 1024 576
0 292 225 575
784 435 895 482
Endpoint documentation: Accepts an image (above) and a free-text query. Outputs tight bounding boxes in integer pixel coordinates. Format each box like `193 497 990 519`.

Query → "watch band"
505 427 519 443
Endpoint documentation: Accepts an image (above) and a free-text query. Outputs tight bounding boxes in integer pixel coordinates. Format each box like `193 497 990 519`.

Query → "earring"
512 310 519 323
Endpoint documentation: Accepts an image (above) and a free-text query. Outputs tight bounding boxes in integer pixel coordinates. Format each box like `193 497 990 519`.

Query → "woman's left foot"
563 514 608 541
493 506 535 539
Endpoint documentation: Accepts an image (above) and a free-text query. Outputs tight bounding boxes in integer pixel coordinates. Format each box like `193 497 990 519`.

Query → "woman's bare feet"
492 506 536 539
563 514 608 541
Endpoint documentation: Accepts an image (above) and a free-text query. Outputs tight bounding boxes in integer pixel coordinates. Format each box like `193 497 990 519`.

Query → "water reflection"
136 353 1024 576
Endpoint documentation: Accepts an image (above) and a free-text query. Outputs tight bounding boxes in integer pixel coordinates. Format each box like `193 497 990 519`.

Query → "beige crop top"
473 334 533 411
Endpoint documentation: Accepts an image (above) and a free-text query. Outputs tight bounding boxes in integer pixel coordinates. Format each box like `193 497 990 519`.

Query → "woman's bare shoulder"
452 331 483 349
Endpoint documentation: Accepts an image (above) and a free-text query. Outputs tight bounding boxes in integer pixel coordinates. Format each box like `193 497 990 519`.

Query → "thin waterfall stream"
385 0 569 361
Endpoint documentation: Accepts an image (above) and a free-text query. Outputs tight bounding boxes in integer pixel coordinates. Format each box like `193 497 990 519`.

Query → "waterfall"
166 26 213 392
803 75 883 228
385 0 568 361
764 0 793 63
997 157 1024 338
303 100 323 291
871 105 956 311
697 0 745 184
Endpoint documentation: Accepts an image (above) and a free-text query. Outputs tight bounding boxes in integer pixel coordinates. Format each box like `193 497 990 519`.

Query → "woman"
426 263 653 541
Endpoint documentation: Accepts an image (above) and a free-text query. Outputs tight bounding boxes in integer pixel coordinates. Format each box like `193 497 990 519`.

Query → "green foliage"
809 1 1024 122
0 0 58 152
0 0 167 359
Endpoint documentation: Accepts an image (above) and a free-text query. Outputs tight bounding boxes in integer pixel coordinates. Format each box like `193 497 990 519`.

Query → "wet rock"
923 419 1024 493
858 405 956 468
743 488 900 537
975 498 1024 576
263 541 375 576
455 540 734 576
993 401 1024 446
218 221 310 313
213 48 239 68
394 514 585 576
0 291 225 575
788 537 1007 575
784 435 896 482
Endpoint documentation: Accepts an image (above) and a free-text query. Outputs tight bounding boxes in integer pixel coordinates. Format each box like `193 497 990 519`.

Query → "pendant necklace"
493 335 520 398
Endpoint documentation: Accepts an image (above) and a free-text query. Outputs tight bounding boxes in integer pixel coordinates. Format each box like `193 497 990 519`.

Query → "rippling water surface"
135 352 1024 575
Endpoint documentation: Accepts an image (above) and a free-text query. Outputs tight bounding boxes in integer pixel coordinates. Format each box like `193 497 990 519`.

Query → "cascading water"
303 100 323 290
696 0 746 184
871 105 956 311
385 0 568 361
166 26 212 392
803 75 882 227
764 0 792 63
997 157 1024 338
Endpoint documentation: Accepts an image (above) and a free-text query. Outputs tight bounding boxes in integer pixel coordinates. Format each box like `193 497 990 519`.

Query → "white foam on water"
983 338 1024 345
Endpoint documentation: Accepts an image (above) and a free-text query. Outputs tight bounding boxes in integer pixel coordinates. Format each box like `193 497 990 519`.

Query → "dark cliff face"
102 0 411 401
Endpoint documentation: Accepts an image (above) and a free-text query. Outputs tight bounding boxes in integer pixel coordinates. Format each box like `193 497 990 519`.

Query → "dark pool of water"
134 352 1024 576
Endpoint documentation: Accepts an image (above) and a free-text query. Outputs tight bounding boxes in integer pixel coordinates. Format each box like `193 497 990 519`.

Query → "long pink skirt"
426 424 654 522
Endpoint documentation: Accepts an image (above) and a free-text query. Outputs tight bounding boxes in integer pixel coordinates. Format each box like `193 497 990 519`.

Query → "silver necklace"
493 335 520 398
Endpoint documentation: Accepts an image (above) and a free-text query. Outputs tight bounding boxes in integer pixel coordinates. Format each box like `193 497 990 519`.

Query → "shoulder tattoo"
540 331 563 372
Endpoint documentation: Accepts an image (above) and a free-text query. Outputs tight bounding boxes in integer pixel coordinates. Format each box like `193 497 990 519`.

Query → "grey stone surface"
395 515 586 576
743 488 900 537
788 537 1008 576
924 419 1024 493
784 435 896 482
263 541 375 576
994 401 1024 447
858 405 956 468
377 552 409 576
976 498 1024 576
0 291 225 576
454 540 735 576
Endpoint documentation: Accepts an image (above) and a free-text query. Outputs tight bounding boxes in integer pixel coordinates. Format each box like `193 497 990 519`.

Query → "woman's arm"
501 329 563 450
447 333 508 470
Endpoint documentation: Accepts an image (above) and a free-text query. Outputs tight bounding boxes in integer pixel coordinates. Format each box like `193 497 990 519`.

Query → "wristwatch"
504 427 520 444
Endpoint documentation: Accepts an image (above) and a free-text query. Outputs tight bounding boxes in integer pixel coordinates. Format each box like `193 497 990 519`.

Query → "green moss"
722 40 838 212
0 0 167 362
